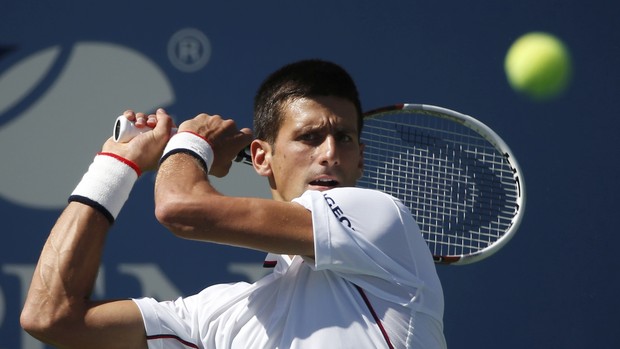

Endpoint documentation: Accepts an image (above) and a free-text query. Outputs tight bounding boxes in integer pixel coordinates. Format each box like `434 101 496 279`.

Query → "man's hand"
104 108 176 172
178 113 253 177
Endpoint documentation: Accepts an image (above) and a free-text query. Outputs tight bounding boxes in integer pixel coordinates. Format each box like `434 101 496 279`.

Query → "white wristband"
69 153 140 223
160 131 214 172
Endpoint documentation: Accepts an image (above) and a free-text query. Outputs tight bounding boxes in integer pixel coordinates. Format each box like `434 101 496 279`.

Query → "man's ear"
251 139 272 177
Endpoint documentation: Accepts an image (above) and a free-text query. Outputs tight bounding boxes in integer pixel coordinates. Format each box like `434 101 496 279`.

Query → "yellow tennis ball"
505 32 572 100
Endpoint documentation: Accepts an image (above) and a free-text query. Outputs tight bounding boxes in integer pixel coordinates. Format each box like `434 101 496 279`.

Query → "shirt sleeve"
292 187 436 301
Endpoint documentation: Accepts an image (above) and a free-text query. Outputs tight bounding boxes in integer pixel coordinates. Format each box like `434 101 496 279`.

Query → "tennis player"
21 60 446 348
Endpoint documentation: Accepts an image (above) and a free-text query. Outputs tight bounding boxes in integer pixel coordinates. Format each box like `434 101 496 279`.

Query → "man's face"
257 96 364 202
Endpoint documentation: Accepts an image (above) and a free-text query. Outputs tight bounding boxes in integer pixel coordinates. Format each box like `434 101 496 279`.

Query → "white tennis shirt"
133 187 446 348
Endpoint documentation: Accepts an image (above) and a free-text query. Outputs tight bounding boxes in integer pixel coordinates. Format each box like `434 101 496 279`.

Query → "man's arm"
154 113 316 257
20 203 147 349
21 109 173 348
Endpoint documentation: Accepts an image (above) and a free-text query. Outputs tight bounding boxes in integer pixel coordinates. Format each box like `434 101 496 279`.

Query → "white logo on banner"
0 42 174 209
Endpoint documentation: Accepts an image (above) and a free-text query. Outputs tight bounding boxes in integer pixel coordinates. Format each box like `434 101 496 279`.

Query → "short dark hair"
253 59 363 144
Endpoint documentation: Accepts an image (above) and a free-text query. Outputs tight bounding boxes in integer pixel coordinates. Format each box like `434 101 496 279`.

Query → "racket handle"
113 115 177 142
112 115 253 165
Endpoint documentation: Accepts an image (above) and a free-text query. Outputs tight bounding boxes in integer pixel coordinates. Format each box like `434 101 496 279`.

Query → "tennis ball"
504 32 572 100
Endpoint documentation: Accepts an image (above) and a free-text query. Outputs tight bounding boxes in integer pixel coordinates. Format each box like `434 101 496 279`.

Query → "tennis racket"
114 104 525 265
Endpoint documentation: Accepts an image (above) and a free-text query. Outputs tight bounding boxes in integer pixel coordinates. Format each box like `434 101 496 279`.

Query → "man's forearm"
21 202 110 342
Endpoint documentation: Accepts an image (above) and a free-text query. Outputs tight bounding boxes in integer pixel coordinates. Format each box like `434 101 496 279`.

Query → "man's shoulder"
296 187 404 216
322 187 399 204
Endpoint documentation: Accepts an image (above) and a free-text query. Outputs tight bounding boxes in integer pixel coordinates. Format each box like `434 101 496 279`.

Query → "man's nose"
318 136 340 166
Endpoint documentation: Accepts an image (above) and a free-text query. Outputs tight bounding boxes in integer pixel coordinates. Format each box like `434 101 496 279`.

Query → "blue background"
1 1 619 348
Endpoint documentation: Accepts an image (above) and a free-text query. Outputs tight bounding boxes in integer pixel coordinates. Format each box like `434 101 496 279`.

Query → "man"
21 60 446 348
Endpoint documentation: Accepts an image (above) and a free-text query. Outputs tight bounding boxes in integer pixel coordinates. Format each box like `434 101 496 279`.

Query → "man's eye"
337 134 354 143
300 133 320 142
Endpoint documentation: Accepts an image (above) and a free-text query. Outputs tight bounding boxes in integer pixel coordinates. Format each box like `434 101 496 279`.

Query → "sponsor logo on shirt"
323 193 355 231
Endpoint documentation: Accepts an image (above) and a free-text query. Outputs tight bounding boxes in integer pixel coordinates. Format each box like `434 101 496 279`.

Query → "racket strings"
358 114 519 258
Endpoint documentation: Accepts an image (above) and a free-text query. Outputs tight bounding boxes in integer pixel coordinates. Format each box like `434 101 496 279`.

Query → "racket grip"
113 115 253 165
113 115 177 142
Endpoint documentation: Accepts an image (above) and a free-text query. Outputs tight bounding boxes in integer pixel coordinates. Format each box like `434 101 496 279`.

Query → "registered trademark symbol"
167 28 211 73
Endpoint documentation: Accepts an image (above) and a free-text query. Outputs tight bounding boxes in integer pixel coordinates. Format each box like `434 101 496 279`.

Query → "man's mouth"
309 178 340 188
